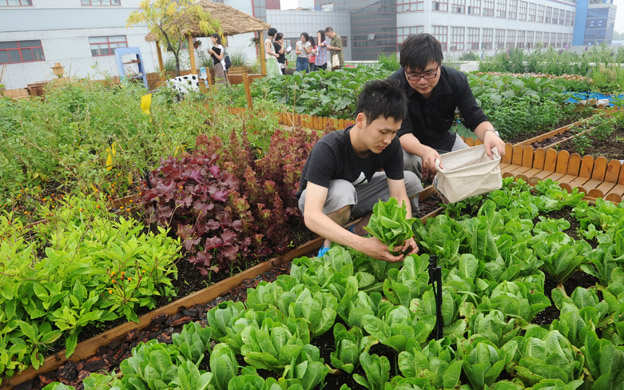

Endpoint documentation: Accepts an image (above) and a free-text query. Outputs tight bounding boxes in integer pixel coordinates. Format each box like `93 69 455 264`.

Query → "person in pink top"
314 30 328 71
308 36 317 71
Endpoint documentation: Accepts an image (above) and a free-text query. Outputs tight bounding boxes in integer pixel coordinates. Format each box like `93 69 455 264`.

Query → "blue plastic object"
115 47 148 89
565 91 624 107
317 245 330 258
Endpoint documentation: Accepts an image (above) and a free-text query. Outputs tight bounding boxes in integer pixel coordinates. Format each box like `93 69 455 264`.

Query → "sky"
281 0 624 34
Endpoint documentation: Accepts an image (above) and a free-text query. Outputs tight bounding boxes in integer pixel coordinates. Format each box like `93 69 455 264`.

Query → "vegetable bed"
40 178 624 390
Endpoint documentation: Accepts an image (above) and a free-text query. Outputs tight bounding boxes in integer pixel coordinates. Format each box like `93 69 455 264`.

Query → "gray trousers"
298 171 423 219
404 135 470 179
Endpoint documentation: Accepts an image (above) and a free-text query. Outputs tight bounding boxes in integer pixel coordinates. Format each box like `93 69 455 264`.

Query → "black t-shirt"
211 46 222 65
274 42 286 64
296 126 404 198
387 65 488 151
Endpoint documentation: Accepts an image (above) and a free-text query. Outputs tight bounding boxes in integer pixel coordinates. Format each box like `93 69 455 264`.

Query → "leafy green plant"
353 352 391 390
364 198 416 253
460 338 510 388
398 338 463 388
330 323 374 374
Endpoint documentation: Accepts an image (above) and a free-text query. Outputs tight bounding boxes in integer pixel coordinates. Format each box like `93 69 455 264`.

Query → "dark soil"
556 127 624 160
505 114 592 145
530 129 578 149
416 193 443 218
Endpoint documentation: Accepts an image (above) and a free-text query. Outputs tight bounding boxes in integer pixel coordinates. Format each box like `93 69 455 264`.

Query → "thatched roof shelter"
145 0 270 41
147 0 271 77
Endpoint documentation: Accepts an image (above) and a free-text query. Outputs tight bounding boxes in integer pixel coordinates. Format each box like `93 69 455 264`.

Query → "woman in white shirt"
295 32 312 72
264 27 281 77
208 33 228 84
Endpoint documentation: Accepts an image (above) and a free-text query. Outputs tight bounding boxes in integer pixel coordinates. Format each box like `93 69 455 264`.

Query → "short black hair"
400 33 443 72
300 32 309 42
324 27 334 33
356 79 407 124
268 27 278 37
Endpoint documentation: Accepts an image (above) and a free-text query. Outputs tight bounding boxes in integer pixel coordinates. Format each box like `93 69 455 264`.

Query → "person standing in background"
264 27 281 77
308 36 317 72
208 33 228 84
295 32 312 72
274 33 287 75
315 30 328 71
325 27 344 70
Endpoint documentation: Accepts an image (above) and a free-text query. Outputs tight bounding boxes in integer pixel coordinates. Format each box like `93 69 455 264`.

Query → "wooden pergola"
145 0 272 78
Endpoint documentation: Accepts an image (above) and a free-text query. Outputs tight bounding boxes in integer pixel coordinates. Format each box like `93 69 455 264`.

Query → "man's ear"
355 112 367 129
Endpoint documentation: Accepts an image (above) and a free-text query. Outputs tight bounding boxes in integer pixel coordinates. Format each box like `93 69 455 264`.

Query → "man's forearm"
304 212 364 249
473 121 496 141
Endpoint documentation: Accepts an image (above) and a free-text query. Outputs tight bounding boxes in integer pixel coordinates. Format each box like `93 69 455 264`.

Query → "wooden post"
258 30 266 76
188 35 197 75
243 73 253 109
155 41 165 81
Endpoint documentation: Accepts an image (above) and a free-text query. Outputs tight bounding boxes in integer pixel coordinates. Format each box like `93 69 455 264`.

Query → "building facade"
0 0 264 89
573 0 617 45
313 0 612 60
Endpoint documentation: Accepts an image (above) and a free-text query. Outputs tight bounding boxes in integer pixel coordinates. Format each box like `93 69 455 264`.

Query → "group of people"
297 33 506 262
264 26 344 76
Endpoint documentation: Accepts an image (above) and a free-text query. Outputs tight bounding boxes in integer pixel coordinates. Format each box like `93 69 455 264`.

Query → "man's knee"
404 171 424 198
403 151 423 178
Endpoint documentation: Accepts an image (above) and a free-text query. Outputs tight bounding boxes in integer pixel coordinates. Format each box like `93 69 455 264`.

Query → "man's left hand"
398 237 419 258
484 131 506 159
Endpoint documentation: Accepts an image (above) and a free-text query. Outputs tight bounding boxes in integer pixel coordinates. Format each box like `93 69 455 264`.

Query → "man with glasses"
388 33 505 179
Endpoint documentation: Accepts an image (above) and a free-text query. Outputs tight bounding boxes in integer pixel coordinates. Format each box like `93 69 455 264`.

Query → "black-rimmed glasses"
405 67 439 81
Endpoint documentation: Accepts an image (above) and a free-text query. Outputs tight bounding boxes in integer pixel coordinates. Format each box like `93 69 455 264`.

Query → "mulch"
555 127 624 160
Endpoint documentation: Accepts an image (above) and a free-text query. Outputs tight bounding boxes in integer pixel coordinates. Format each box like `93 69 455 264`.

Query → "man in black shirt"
388 33 505 178
297 80 422 262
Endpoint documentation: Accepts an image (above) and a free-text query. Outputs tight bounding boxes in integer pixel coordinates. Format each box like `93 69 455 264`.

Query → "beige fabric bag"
433 144 502 203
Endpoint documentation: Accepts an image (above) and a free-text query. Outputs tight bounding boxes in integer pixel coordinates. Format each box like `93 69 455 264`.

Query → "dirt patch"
556 127 624 160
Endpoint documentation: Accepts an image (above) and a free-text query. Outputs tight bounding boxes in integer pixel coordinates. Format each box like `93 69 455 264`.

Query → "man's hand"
483 131 506 159
358 236 418 262
398 237 419 257
422 146 442 171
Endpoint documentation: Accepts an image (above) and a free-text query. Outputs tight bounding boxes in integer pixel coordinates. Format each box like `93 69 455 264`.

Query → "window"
552 8 558 24
556 32 563 47
0 40 44 64
482 28 493 49
496 0 506 18
495 29 505 49
542 32 550 47
467 27 480 50
432 25 448 50
0 0 32 5
451 0 465 13
433 0 448 12
535 31 543 46
528 2 536 21
89 35 127 56
537 4 544 22
518 1 527 20
544 6 551 23
397 26 423 43
483 0 494 16
397 0 424 12
507 30 515 48
82 0 120 5
450 27 465 50
571 11 575 26
508 0 517 19
526 30 534 48
517 30 525 48
468 0 480 14
559 9 565 25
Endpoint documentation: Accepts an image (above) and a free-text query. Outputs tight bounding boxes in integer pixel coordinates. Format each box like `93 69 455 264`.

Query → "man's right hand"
358 236 406 263
422 147 443 171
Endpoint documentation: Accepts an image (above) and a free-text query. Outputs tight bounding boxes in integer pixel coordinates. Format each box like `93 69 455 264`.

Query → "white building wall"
396 0 575 55
266 9 352 60
0 0 262 89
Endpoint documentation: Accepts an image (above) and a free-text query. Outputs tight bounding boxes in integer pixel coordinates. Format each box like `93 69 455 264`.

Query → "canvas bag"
433 144 502 203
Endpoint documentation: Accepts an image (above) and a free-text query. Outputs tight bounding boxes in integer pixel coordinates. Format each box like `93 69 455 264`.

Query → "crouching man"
296 79 423 262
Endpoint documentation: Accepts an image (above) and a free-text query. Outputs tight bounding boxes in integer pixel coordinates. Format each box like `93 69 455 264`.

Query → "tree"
127 0 221 76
